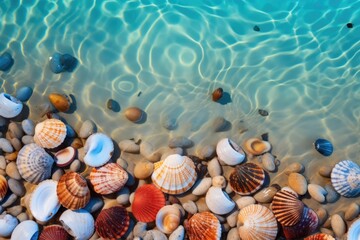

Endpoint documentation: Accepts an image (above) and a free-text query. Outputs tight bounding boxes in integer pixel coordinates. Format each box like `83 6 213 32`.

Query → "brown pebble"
70 138 84 149
10 138 22 151
5 162 22 180
345 202 360 221
319 166 333 178
17 212 29 222
212 88 223 102
7 205 23 216
288 173 307 195
5 152 18 161
124 107 143 123
316 207 328 226
133 161 154 179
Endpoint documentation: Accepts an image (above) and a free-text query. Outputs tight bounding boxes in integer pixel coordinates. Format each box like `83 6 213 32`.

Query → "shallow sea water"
0 0 360 238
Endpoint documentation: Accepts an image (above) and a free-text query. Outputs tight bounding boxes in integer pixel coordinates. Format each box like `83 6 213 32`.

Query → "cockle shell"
16 143 54 184
57 172 90 210
0 93 23 118
0 175 8 201
244 138 271 155
156 205 181 234
84 133 114 167
59 209 94 240
95 206 130 239
0 214 18 237
216 138 245 165
331 160 360 197
89 163 128 195
229 162 265 195
237 204 278 240
314 138 333 156
205 186 235 215
29 180 61 222
304 233 335 240
10 220 39 240
151 154 197 194
39 225 71 240
186 211 221 240
348 217 360 240
48 93 71 112
55 146 76 167
34 119 67 149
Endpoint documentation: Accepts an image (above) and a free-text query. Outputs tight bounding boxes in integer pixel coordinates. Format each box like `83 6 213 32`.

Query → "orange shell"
124 107 143 122
57 172 90 210
186 212 221 240
34 119 67 149
95 206 130 239
48 93 71 112
0 175 8 201
132 184 165 222
229 162 265 195
244 138 271 155
304 233 335 240
212 88 223 102
39 225 70 240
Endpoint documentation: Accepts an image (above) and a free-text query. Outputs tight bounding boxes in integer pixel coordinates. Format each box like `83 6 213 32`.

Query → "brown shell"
229 162 265 195
95 206 130 240
186 212 221 240
283 207 319 239
57 172 90 210
0 175 8 201
212 88 223 102
39 225 71 240
48 93 71 112
304 233 335 240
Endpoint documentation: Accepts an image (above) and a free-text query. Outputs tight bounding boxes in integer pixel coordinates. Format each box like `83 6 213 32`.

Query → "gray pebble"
70 159 81 172
6 205 23 216
0 156 6 170
21 135 34 144
183 200 198 214
10 138 22 151
161 115 177 130
5 162 22 180
197 145 215 160
1 193 18 208
83 197 104 213
16 212 29 222
169 225 185 240
261 153 276 172
8 178 26 197
324 184 340 203
116 187 130 205
79 120 96 138
52 168 65 181
8 122 24 139
133 222 147 238
21 119 35 135
0 138 14 153
168 136 193 148
212 117 230 132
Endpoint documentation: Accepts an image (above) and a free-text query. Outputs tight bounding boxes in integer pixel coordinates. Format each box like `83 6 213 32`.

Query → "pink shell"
229 162 265 195
186 211 222 240
55 146 76 167
0 175 8 201
95 206 130 239
39 225 70 240
34 119 67 149
283 207 319 239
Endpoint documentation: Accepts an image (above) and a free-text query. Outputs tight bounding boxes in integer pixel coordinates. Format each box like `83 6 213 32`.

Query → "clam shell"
0 214 18 237
314 138 333 156
205 186 235 215
237 204 278 240
244 138 271 155
34 119 67 149
186 211 221 240
151 154 197 194
331 160 360 197
84 133 114 167
55 146 76 167
89 163 128 195
0 175 8 201
10 220 39 240
132 184 166 222
216 138 245 165
0 93 23 118
95 206 130 239
156 205 181 234
39 225 70 240
304 233 335 240
229 162 265 195
48 93 71 112
348 217 360 240
57 172 90 210
16 143 54 184
59 209 94 240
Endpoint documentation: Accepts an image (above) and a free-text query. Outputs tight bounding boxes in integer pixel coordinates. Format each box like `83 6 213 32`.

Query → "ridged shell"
48 93 71 112
16 143 54 184
304 233 335 240
0 175 8 201
89 163 128 195
331 160 360 197
95 206 130 240
229 162 265 195
186 212 221 240
156 205 181 234
237 204 278 240
151 154 197 194
10 220 39 240
348 217 360 240
132 184 166 222
314 138 333 156
271 189 304 226
282 207 319 239
59 209 94 240
205 186 235 215
57 172 90 210
84 133 114 167
34 119 67 149
216 138 245 165
39 225 70 240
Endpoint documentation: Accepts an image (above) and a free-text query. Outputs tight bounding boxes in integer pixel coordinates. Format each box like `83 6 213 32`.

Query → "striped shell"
57 172 90 210
331 160 360 197
34 119 67 149
186 212 221 240
84 133 114 167
39 225 71 240
229 162 265 195
304 233 335 240
16 143 54 184
95 206 130 239
151 154 197 194
283 206 319 239
89 163 128 195
0 175 8 201
237 204 278 240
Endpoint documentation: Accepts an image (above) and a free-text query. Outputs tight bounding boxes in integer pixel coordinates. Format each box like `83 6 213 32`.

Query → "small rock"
83 197 104 213
227 227 240 240
319 228 335 237
133 222 147 238
236 196 256 209
69 159 81 172
345 202 360 221
119 139 140 153
212 117 230 132
5 162 22 180
116 187 130 205
0 156 6 170
288 173 307 195
1 193 18 208
316 207 328 226
143 230 167 240
197 145 215 160
324 184 340 203
10 138 22 151
318 166 332 178
8 122 24 139
79 120 96 138
5 152 17 161
253 25 260 32
168 136 193 148
183 200 198 214
192 178 212 196
124 107 144 123
16 212 29 222
258 109 268 116
52 168 65 181
284 162 304 175
133 161 154 179
347 23 353 28
226 210 239 228
116 157 128 169
207 157 222 177
161 115 177 130
106 99 120 112
169 225 185 240
196 198 210 212
140 141 161 162
0 52 14 71
6 205 23 216
65 124 76 138
330 214 346 238
261 153 276 172
253 185 280 203
16 86 33 102
8 178 26 197
212 176 226 188
21 135 34 144
0 138 14 153
308 184 327 203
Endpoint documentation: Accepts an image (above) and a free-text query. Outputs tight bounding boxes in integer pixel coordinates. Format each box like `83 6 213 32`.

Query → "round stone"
288 173 307 195
8 178 26 197
5 162 22 180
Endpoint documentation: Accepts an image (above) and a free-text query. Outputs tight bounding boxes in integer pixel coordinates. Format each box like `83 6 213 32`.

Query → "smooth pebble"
16 86 33 102
284 162 304 175
133 161 154 179
116 187 130 205
212 117 229 132
330 214 346 238
168 136 193 148
345 202 360 221
16 212 29 222
79 120 96 138
119 139 140 153
308 184 327 203
143 230 167 240
207 157 222 177
192 177 212 196
196 198 210 212
133 222 147 238
318 166 333 178
212 175 226 188
21 119 35 135
8 178 26 197
226 210 239 227
169 225 185 240
52 168 65 181
6 205 23 216
261 153 276 172
116 157 128 169
197 145 215 160
324 184 340 203
10 138 22 151
253 185 280 203
8 122 23 139
70 159 81 172
0 156 6 169
5 162 22 180
182 200 198 214
227 227 240 240
140 141 161 162
288 173 307 195
0 138 13 152
21 135 34 144
236 196 256 209
1 193 18 207
83 197 104 213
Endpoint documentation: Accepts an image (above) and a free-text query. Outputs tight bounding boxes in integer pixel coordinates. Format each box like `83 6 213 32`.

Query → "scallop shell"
34 119 67 149
10 220 39 240
331 160 360 197
0 214 18 238
132 184 166 222
151 154 197 194
95 206 130 239
348 217 360 240
314 138 333 156
16 143 54 184
84 133 114 167
216 138 245 165
0 175 8 201
271 188 304 226
89 163 128 195
39 225 70 240
156 205 181 234
57 172 90 210
244 138 271 155
304 233 335 240
59 209 94 240
186 211 221 240
30 180 61 222
237 204 278 240
205 186 235 215
48 93 71 112
229 162 265 195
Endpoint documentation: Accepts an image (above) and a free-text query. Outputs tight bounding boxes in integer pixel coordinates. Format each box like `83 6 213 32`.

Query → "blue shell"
0 52 14 71
314 138 333 156
331 160 360 197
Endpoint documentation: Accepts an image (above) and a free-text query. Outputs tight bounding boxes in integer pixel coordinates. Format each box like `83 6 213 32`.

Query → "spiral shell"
95 206 130 239
229 162 265 195
216 138 245 165
331 160 360 197
156 205 181 234
39 225 70 240
34 119 67 149
0 175 8 201
186 211 221 240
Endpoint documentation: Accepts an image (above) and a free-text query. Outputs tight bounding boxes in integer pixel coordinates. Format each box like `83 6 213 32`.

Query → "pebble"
192 177 212 196
8 122 24 139
1 193 18 208
83 197 104 213
168 136 193 148
70 138 83 149
10 138 22 151
6 205 23 216
212 117 230 132
253 185 280 203
207 157 222 177
261 153 276 172
331 214 346 238
143 230 167 240
161 115 177 130
119 139 140 153
0 169 5 176
16 212 29 222
0 138 14 152
196 198 210 212
116 187 130 205
106 99 120 112
52 168 65 181
8 178 26 197
319 228 335 237
212 175 226 188
0 156 6 169
5 152 17 161
70 159 81 172
324 184 340 203
133 222 147 238
21 119 35 135
65 124 76 138
197 145 215 160
133 161 154 179
284 162 304 175
316 207 328 226
140 141 161 162
308 184 327 203
173 203 186 217
183 200 198 214
116 157 128 169
160 147 183 161
5 162 22 180
79 120 96 138
288 173 307 195
16 86 33 102
318 166 333 178
169 225 185 240
21 135 34 144
345 202 360 221
226 210 239 227
236 196 256 209
227 227 240 240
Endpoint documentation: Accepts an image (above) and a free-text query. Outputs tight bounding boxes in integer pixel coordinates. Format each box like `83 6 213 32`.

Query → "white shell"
84 133 114 167
206 186 235 215
331 160 360 197
0 93 23 118
216 138 245 165
348 218 360 240
10 220 39 240
29 180 61 222
0 214 18 237
156 205 181 234
59 209 94 240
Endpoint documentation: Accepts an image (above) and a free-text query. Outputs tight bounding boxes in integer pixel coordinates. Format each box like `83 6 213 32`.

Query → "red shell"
95 206 130 239
132 184 166 222
212 88 223 102
283 207 319 239
39 225 70 240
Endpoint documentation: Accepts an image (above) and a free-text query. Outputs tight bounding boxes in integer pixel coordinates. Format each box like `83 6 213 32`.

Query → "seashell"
132 184 166 222
39 225 71 240
10 220 39 240
156 205 181 234
271 188 304 226
95 206 130 239
16 143 54 183
314 138 333 156
229 162 265 195
244 138 271 155
84 133 114 167
151 154 197 194
0 93 23 118
30 180 61 222
124 107 143 123
0 214 18 237
59 209 94 240
57 171 90 210
205 186 235 215
0 175 8 201
55 146 76 167
34 119 67 149
89 162 128 195
216 138 245 165
237 204 278 240
304 233 335 240
212 87 223 102
48 93 71 112
186 211 221 240
330 160 360 197
348 217 360 240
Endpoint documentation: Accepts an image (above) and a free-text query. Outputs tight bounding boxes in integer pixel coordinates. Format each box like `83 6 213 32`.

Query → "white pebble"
212 175 226 188
207 157 222 177
308 184 327 203
79 120 96 138
182 201 197 214
0 138 13 152
118 139 140 153
261 153 276 172
169 225 185 240
331 214 346 238
21 119 35 135
226 210 239 227
192 178 212 196
143 230 167 240
236 196 256 209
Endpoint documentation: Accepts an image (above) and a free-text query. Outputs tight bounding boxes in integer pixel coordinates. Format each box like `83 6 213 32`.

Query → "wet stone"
319 166 332 178
8 178 26 197
236 196 256 209
6 205 23 216
331 214 346 238
116 187 130 205
5 162 22 180
84 197 104 213
347 23 353 28
345 202 360 221
21 119 35 135
161 115 177 130
168 136 193 148
258 109 268 116
182 200 197 214
0 156 6 170
106 99 120 112
324 184 340 203
253 25 260 32
1 193 18 208
79 120 96 138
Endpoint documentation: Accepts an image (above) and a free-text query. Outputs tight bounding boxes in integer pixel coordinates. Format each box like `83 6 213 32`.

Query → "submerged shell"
89 163 128 195
244 138 271 155
205 186 235 215
314 139 333 156
10 220 39 240
331 160 360 197
0 175 8 201
237 204 278 240
151 154 197 194
84 133 114 167
229 162 265 195
348 218 360 240
283 207 319 239
16 143 54 184
34 119 67 149
59 209 94 240
216 138 245 165
186 211 221 240
95 206 130 239
48 93 71 112
39 225 70 240
156 205 181 234
304 233 335 240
